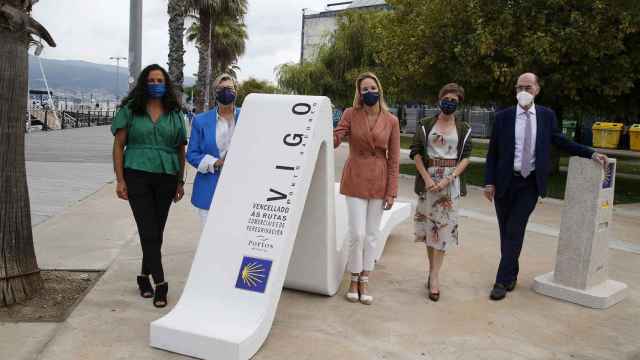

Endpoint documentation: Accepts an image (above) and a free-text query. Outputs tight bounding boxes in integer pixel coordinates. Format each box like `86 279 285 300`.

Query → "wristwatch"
178 179 185 185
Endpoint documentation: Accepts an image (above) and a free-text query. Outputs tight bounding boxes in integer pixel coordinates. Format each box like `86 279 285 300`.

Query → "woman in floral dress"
409 83 472 301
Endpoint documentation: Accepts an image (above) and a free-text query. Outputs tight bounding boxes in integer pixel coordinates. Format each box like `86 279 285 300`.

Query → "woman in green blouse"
111 64 187 308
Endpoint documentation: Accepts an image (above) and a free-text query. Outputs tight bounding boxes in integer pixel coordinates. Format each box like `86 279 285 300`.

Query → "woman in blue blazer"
187 73 240 225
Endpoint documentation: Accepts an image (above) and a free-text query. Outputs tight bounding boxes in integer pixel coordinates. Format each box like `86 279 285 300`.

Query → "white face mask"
517 91 534 107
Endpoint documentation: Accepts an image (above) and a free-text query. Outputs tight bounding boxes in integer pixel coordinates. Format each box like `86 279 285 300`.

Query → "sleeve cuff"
197 154 218 174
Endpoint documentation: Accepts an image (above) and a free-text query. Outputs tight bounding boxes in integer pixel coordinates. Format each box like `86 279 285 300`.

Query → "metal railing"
60 110 115 129
401 105 496 138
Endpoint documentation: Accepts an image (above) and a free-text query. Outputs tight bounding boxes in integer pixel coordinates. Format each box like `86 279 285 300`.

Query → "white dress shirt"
215 114 236 159
514 104 537 172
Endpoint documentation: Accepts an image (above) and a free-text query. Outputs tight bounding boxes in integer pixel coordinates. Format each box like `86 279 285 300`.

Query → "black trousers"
124 169 177 285
494 173 539 285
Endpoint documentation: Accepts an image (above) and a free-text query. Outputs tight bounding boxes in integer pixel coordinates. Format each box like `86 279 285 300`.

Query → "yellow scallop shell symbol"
241 262 266 287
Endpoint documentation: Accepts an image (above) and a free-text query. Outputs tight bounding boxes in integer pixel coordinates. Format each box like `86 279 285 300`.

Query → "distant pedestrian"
111 64 187 308
410 83 472 302
334 72 400 305
187 108 196 126
187 73 240 226
484 72 608 301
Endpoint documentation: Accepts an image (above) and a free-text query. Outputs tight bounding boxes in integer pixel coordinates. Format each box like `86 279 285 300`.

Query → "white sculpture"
150 94 410 359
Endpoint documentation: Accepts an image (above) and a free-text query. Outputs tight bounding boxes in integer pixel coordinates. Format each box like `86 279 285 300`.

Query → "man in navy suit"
484 73 608 301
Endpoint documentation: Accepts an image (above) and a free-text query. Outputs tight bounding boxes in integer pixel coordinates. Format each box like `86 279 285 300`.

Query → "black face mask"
362 91 380 107
439 99 458 115
216 88 236 105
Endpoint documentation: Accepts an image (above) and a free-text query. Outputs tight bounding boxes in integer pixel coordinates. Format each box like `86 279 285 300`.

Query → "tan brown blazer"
333 107 400 200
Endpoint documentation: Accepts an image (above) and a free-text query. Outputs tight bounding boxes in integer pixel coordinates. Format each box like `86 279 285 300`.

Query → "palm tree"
208 16 247 106
185 0 247 112
187 16 248 106
167 0 186 93
0 0 56 306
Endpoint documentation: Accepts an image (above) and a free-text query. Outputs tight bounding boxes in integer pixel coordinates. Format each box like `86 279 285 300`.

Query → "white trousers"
345 196 384 273
197 208 209 228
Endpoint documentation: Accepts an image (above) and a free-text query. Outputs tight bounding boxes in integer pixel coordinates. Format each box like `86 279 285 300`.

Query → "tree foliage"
277 11 387 108
379 0 640 117
236 77 279 106
186 16 247 76
280 1 640 119
184 0 248 112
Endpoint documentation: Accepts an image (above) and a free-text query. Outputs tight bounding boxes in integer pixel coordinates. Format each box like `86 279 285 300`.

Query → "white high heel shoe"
346 275 360 303
359 276 373 305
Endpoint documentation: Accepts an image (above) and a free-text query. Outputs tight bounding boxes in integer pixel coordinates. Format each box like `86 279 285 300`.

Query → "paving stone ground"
1 126 637 360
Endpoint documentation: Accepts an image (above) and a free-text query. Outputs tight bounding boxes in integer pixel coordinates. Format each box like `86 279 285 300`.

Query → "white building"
300 0 388 62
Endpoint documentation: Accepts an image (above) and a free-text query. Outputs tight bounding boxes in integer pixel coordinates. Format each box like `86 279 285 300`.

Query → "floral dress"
414 127 460 251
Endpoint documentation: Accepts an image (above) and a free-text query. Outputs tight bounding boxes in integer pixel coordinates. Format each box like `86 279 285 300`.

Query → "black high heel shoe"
137 275 154 298
153 282 168 308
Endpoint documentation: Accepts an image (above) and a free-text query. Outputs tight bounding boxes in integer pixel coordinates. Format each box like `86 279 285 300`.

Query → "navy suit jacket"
485 105 594 198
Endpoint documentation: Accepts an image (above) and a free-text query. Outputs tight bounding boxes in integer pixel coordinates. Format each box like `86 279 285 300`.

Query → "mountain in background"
28 56 195 100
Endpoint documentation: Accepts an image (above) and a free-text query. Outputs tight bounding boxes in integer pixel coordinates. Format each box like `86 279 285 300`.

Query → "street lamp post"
129 0 143 89
109 56 127 100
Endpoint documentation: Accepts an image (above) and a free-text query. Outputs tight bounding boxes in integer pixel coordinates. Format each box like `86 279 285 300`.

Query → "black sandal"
426 276 440 302
137 275 154 298
153 282 168 308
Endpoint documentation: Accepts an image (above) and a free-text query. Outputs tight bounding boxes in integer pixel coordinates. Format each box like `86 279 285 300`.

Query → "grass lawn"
399 163 640 204
400 135 413 150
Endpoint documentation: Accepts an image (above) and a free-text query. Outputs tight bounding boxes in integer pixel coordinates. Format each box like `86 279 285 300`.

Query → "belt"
428 158 457 168
127 144 177 154
358 150 386 158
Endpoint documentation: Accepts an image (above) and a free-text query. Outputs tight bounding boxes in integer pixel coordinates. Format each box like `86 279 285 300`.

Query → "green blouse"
111 105 187 175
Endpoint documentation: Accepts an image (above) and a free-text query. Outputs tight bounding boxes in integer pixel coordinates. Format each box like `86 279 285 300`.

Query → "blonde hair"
211 73 238 107
352 72 389 112
213 73 237 89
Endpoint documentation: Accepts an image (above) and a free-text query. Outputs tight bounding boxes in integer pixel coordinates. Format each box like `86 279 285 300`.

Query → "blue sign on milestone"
235 256 272 293
602 162 614 189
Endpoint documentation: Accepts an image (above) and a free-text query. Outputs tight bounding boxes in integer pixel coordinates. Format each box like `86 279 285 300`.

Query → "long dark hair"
119 64 181 115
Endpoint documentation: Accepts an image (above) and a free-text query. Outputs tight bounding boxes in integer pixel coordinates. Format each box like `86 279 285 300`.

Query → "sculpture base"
533 272 627 309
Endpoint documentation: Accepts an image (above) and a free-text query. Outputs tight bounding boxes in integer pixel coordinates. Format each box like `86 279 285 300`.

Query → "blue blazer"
187 107 240 210
485 105 594 198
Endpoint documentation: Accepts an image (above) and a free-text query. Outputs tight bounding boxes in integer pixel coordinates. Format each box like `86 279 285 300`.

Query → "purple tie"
521 111 533 178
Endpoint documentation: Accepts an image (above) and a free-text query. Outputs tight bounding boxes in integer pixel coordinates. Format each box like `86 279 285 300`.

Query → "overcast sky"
31 0 327 83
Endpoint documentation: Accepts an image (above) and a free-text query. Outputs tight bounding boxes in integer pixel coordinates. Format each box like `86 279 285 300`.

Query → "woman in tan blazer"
333 72 400 305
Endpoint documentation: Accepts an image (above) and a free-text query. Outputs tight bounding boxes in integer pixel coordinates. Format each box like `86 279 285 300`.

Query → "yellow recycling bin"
629 124 640 151
592 122 623 149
